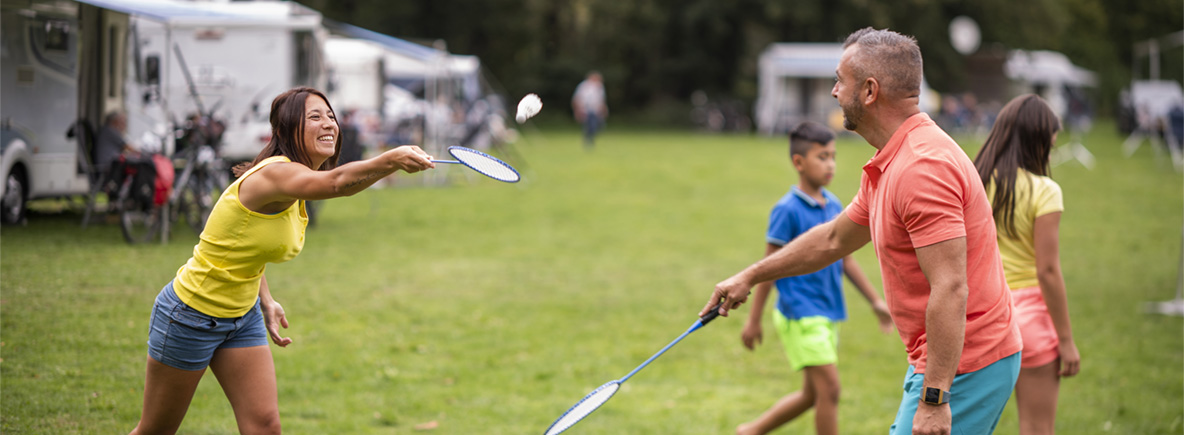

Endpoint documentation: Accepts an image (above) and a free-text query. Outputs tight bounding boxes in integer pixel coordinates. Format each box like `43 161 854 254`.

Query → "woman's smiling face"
302 94 339 167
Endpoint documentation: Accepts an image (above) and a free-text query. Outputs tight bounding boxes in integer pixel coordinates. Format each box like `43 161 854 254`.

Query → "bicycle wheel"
174 174 212 234
119 180 163 244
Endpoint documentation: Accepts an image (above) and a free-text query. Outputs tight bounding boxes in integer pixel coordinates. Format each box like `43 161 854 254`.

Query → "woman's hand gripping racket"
431 146 521 183
542 304 723 435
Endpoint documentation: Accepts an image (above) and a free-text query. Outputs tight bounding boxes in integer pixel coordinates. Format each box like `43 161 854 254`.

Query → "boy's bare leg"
737 365 835 435
806 364 841 435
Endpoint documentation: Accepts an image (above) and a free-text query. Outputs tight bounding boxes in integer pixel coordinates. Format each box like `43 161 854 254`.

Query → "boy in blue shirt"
737 121 893 435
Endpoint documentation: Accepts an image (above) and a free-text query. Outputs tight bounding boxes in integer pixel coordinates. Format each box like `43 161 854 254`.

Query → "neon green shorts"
773 312 840 372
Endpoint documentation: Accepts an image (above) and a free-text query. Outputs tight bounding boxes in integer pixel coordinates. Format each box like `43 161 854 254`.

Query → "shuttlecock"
515 93 542 124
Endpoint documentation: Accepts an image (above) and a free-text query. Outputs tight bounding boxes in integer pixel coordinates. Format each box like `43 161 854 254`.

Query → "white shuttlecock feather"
515 93 542 123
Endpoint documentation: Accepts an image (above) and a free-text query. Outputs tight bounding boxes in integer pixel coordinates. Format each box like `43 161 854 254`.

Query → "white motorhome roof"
76 0 320 27
1004 50 1097 87
759 43 843 79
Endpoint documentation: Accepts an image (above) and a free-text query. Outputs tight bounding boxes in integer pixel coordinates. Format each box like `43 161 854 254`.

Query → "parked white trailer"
122 0 327 163
0 0 328 224
0 0 132 223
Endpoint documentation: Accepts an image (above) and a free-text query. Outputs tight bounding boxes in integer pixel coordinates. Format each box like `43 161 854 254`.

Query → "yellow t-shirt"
987 170 1063 290
173 156 308 317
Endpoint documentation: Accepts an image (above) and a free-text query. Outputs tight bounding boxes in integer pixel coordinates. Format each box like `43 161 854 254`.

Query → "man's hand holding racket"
700 271 754 318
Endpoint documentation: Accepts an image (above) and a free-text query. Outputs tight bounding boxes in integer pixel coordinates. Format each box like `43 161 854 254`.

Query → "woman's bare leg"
209 345 282 435
130 356 206 435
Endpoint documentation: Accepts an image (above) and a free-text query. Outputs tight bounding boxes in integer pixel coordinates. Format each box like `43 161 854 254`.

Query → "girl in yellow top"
973 94 1081 435
131 87 435 434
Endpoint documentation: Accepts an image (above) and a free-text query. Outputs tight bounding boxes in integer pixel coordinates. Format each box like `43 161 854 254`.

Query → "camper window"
43 20 70 52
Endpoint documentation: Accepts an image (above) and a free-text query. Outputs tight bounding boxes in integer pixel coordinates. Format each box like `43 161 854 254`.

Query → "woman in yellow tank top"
973 94 1081 435
130 87 435 434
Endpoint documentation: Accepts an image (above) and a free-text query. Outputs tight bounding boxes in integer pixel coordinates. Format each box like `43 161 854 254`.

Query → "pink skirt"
1012 286 1061 368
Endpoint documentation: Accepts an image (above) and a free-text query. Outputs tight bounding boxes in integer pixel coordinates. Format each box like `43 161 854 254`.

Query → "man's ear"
863 77 880 106
791 153 805 170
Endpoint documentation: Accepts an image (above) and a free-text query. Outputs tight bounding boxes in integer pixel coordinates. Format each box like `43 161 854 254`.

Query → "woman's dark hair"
232 87 340 177
972 94 1061 238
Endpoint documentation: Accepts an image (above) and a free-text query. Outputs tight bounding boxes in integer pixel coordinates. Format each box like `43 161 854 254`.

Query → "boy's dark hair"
789 121 836 156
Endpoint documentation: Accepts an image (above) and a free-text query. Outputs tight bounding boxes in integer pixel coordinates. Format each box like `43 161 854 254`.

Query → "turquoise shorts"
773 312 839 372
889 351 1021 435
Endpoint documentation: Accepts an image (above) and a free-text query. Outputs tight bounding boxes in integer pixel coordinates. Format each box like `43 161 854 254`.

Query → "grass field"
2 123 1182 434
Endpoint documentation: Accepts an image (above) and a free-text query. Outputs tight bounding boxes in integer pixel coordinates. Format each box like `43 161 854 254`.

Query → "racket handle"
431 159 462 164
699 303 723 325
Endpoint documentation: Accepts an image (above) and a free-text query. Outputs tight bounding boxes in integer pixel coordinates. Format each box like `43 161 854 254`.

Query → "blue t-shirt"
766 186 847 321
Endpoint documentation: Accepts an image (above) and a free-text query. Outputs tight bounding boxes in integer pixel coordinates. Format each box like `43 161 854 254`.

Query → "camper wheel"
2 165 27 225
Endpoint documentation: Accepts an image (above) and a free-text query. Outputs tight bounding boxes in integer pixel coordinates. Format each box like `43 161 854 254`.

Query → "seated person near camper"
95 110 139 174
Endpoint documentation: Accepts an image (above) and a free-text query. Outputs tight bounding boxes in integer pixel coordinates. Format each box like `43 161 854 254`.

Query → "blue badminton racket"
431 146 520 183
542 304 723 435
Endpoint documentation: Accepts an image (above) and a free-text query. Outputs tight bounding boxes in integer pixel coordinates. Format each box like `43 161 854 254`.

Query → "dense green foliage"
299 0 1181 119
2 125 1182 433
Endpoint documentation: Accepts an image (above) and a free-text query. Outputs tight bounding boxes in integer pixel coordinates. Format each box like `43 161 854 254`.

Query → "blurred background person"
572 71 608 149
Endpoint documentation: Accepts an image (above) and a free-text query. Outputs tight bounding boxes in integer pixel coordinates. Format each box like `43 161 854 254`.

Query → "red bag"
151 154 174 206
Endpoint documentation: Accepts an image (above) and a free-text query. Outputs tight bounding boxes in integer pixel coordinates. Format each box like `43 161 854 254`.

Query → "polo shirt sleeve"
897 156 968 248
766 203 794 246
845 182 871 227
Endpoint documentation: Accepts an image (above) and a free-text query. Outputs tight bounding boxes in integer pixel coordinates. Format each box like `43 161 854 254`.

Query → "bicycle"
106 154 168 244
170 142 225 235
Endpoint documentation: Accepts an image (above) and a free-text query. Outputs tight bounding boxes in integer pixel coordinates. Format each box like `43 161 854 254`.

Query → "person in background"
572 71 608 149
702 27 1023 435
973 94 1081 435
95 110 139 174
130 87 434 435
737 121 893 435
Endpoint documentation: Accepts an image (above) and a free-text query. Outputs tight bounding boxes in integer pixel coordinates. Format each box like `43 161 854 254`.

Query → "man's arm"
741 243 781 350
701 212 871 317
911 237 968 435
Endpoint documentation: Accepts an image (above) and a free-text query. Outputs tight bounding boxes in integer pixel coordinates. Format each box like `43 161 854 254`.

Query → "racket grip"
699 303 723 325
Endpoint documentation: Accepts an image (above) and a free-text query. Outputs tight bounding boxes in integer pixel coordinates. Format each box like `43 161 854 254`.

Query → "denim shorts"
146 281 268 371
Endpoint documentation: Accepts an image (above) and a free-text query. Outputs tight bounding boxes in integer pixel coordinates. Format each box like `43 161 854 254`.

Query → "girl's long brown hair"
972 94 1061 238
232 87 341 177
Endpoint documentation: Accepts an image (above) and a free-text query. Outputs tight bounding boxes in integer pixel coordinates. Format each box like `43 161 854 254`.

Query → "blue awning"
74 0 317 24
322 18 443 62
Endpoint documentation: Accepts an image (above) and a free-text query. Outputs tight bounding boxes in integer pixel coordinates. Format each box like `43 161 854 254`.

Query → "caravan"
0 0 326 224
124 0 327 163
0 0 131 224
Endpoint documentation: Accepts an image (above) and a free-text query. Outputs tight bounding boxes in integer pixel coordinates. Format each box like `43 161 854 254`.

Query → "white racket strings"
450 148 520 182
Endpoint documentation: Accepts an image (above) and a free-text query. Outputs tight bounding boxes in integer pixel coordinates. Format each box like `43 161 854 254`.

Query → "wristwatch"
920 386 950 406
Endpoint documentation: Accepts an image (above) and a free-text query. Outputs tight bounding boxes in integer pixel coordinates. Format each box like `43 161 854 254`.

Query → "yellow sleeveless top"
173 156 308 317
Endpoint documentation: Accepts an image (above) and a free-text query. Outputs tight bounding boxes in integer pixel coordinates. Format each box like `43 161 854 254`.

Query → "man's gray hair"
842 27 923 99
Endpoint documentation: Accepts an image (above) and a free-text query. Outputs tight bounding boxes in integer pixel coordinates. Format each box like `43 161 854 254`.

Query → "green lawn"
2 123 1182 434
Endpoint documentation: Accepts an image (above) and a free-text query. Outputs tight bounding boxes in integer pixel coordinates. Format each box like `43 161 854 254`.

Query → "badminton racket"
542 304 722 435
431 146 521 183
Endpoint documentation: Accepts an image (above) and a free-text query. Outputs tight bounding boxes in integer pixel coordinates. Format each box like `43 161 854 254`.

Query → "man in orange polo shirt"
702 27 1021 435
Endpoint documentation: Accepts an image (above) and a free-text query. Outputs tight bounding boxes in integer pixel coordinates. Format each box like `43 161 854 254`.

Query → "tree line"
298 0 1182 124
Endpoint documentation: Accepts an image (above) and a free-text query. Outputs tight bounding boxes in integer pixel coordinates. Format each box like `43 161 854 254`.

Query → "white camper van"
124 1 327 164
0 0 327 224
0 0 132 224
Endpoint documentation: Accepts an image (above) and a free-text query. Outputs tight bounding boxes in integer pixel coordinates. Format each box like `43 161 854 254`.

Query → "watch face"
923 387 944 404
